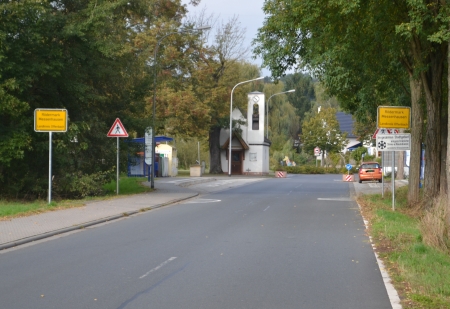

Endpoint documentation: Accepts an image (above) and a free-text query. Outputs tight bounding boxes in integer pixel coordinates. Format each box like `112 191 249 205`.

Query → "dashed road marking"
140 257 177 279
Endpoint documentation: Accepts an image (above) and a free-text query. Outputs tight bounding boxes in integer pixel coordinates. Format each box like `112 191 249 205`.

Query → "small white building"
219 91 271 175
155 144 178 177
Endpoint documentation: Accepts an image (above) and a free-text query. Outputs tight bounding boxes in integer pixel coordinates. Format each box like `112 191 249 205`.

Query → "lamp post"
228 76 264 177
151 26 210 188
266 89 295 139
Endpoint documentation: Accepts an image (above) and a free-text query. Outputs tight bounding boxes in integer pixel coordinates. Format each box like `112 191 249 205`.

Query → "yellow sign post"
377 106 410 212
34 109 68 132
34 108 68 204
377 106 411 129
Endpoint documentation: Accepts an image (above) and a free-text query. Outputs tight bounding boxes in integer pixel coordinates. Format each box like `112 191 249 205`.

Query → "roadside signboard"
345 164 352 171
377 106 411 129
34 109 68 132
34 108 69 205
107 118 128 137
107 118 128 195
145 127 153 165
314 147 320 156
372 128 400 139
376 133 411 151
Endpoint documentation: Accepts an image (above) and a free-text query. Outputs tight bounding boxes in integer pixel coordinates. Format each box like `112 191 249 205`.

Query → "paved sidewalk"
0 178 215 250
352 179 408 196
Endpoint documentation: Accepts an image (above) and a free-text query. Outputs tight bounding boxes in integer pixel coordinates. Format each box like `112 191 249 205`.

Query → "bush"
53 170 115 199
283 165 353 174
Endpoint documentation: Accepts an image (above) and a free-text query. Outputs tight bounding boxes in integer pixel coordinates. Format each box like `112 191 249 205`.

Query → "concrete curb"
0 192 198 251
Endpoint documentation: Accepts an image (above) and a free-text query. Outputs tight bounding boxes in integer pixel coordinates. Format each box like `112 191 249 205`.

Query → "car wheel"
359 179 362 184
378 178 382 183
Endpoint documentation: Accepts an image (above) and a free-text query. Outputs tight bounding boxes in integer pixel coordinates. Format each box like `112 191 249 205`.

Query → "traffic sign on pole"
372 128 400 139
376 133 411 151
34 109 68 132
107 118 128 137
314 147 320 156
145 127 153 165
377 106 411 129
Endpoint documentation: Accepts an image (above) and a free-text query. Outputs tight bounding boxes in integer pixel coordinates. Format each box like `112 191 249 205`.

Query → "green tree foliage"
280 73 316 122
265 81 300 169
157 13 261 174
254 0 450 205
174 138 209 170
301 107 348 156
0 0 188 198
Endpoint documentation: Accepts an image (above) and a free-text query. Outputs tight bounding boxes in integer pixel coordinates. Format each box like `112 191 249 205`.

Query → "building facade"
220 91 271 175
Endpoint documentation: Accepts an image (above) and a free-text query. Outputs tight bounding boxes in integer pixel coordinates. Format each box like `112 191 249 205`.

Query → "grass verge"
0 177 152 220
357 187 450 309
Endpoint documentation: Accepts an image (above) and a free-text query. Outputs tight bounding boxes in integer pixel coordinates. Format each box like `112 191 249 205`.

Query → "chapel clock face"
252 96 260 103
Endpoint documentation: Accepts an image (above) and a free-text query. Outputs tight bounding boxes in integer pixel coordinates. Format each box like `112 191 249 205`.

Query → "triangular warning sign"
372 129 379 139
107 118 129 137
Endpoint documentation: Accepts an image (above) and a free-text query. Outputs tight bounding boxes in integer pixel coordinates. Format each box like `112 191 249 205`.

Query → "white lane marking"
295 184 303 188
357 205 402 308
140 257 177 279
287 190 293 195
263 206 270 212
184 199 221 204
317 197 353 202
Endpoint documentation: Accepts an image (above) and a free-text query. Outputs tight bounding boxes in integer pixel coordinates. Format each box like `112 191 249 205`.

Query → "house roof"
336 112 356 138
346 141 362 150
221 132 250 150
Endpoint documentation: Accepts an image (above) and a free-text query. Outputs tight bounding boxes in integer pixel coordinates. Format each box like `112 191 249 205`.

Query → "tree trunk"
441 109 448 194
208 126 223 174
421 48 444 201
408 76 424 205
447 36 450 226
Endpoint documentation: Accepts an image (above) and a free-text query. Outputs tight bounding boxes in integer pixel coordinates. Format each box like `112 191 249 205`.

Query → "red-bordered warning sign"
107 118 128 137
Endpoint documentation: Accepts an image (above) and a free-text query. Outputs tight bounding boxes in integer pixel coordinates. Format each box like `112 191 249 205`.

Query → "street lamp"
151 26 210 188
266 89 295 139
228 76 265 177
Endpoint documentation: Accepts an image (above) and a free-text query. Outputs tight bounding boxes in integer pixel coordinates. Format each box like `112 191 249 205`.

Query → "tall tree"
159 11 259 174
301 107 348 165
280 73 316 123
0 0 189 198
253 0 449 205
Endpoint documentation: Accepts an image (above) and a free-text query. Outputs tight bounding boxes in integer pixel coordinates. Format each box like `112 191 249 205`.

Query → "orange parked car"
358 162 382 183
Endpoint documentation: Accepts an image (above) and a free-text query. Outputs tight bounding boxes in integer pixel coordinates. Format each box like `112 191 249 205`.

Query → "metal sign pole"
382 151 384 197
117 137 119 195
392 151 395 210
48 132 52 204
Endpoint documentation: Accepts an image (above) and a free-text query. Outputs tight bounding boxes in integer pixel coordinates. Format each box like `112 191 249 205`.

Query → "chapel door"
231 151 243 175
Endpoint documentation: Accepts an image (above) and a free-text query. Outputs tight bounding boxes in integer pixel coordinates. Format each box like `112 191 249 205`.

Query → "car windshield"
361 163 379 169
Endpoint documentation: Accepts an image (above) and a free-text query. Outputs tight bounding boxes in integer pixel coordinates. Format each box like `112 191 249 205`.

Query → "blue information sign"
345 164 352 171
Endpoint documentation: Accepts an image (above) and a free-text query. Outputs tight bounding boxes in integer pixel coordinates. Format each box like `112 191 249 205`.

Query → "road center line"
139 257 177 279
263 206 270 211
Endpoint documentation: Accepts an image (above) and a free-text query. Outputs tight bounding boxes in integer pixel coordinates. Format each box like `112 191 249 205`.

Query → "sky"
182 0 271 77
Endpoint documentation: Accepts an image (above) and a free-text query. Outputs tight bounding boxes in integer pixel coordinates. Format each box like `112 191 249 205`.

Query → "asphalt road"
0 174 392 309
